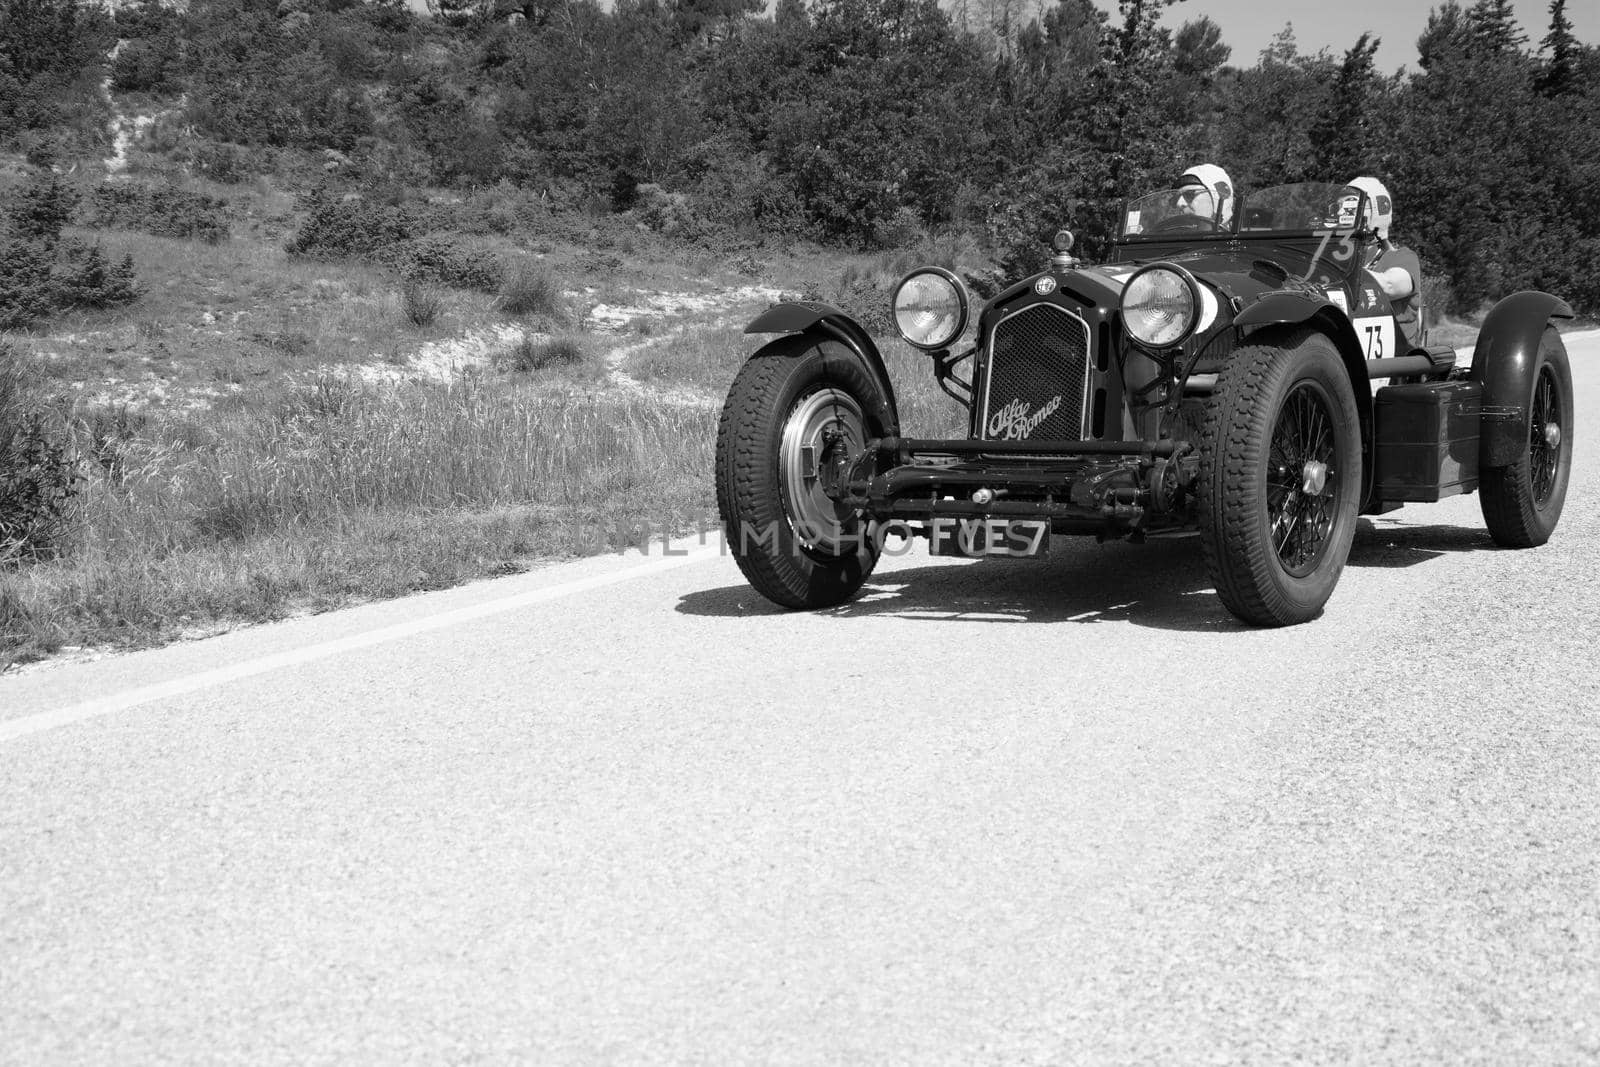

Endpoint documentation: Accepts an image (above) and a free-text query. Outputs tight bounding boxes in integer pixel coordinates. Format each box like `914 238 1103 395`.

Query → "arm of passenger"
1372 265 1415 300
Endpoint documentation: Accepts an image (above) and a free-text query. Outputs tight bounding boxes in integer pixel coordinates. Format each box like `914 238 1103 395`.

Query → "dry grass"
503 333 594 375
1 374 716 666
497 262 568 320
400 277 443 328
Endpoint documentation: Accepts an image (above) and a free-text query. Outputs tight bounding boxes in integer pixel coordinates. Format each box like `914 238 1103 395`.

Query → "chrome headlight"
1121 264 1203 348
892 267 968 350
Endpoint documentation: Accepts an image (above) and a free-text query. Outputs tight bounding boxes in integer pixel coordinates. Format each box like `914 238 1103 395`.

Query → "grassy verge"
1 375 717 666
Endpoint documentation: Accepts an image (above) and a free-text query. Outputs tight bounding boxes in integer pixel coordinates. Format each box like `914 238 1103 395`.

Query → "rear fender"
746 302 899 434
1235 294 1375 501
1469 290 1575 467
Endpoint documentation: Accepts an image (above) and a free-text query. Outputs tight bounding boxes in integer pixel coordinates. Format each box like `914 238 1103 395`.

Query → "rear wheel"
1480 327 1573 547
715 335 887 608
1199 332 1363 626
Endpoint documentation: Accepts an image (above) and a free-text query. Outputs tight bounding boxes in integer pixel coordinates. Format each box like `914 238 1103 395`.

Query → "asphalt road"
5 334 1600 1065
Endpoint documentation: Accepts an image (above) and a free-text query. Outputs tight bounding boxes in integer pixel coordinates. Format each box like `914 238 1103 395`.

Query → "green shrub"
110 35 180 92
496 262 566 319
85 181 231 243
1420 275 1454 327
1 174 143 327
0 237 57 330
383 234 502 293
186 141 257 184
0 348 80 564
400 277 442 327
285 188 414 261
51 243 142 309
504 334 588 373
9 172 78 243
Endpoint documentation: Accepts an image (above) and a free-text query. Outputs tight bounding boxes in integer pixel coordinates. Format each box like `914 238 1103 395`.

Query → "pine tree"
1537 0 1577 95
1466 0 1527 56
1417 2 1467 69
1310 33 1381 179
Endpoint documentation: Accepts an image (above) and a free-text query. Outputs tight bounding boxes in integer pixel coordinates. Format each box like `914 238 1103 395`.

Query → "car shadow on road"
677 535 1250 632
1347 516 1497 568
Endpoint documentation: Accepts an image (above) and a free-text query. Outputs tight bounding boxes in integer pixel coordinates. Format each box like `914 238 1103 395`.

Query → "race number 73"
1356 318 1394 358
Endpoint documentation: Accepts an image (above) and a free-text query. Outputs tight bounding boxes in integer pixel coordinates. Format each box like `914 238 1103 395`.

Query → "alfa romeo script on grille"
987 395 1064 440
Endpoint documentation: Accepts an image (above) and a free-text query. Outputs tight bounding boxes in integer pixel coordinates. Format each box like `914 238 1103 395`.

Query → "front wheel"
1199 333 1364 626
1479 327 1573 547
715 335 888 609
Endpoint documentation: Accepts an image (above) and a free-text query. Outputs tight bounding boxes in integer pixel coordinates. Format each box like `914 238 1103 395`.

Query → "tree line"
2 0 1597 312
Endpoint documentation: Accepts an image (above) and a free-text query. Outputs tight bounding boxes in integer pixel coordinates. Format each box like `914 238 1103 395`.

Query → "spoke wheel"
1199 332 1362 627
1480 326 1573 548
1267 382 1341 578
1528 364 1560 506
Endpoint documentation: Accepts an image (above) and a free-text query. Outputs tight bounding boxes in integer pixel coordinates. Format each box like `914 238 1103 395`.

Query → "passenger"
1346 176 1424 346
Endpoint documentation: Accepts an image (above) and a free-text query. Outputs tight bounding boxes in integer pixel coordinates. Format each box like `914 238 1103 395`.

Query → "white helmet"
1177 163 1235 224
1345 176 1393 238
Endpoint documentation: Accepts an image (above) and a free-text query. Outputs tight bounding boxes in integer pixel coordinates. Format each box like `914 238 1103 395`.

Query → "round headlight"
1121 265 1199 348
892 268 968 350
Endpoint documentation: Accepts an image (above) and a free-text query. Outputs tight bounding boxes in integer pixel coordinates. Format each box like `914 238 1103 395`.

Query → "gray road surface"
4 334 1600 1065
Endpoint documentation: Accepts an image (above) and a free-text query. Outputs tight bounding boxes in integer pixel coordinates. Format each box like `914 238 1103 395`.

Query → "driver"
1175 163 1235 225
1347 176 1424 346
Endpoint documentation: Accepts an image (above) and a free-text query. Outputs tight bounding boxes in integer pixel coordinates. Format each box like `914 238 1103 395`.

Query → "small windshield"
1118 187 1232 240
1239 182 1366 236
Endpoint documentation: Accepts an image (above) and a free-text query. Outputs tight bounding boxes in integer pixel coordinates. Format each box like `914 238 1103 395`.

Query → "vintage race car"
714 181 1575 626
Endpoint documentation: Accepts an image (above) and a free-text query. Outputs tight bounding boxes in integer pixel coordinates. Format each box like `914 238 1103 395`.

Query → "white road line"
0 544 721 745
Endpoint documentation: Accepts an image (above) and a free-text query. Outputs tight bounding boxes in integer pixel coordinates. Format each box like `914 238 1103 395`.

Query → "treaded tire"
715 335 888 609
1479 326 1573 548
1198 331 1363 627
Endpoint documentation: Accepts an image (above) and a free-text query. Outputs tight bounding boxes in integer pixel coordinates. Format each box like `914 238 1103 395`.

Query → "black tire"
1479 327 1573 548
1198 332 1363 627
715 335 888 609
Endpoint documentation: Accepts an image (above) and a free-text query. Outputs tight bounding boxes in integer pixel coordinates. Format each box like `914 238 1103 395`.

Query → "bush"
10 172 78 242
285 189 414 261
0 348 80 564
1420 274 1454 328
85 181 231 243
400 277 441 327
186 141 258 185
52 243 142 310
383 234 502 293
110 35 180 93
496 262 566 319
0 237 57 330
1 174 144 327
629 183 715 243
504 334 588 373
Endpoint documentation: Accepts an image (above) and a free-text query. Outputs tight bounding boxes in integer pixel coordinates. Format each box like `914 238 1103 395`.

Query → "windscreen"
1235 182 1371 283
1238 182 1366 236
1118 187 1233 240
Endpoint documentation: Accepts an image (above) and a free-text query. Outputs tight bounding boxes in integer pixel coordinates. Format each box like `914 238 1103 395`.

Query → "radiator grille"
980 304 1092 441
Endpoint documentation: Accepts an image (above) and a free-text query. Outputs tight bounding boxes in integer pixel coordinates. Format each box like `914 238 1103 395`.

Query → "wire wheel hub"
1529 365 1562 506
1269 381 1340 578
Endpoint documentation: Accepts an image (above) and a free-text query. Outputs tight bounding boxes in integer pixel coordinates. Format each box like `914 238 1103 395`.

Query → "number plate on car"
927 518 1050 558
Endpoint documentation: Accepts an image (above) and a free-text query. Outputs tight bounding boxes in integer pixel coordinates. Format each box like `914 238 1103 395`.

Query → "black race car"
714 181 1574 626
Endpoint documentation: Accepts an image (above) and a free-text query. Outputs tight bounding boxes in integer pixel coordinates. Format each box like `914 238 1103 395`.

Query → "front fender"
746 301 899 433
1234 292 1375 500
1470 290 1575 467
